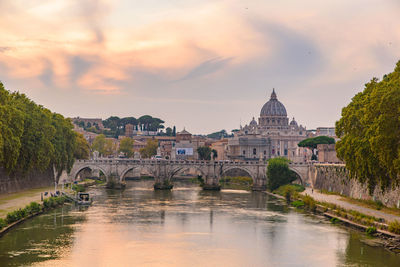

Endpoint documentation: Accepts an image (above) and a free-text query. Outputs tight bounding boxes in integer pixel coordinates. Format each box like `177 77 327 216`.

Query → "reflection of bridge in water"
69 159 311 190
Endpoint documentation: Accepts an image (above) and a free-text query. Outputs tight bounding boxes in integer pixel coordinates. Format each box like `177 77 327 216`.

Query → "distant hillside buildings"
71 92 339 162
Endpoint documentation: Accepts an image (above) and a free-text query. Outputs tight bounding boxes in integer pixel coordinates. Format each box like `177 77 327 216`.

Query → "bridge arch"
120 165 156 182
221 166 256 183
169 165 207 179
288 167 304 185
72 165 108 181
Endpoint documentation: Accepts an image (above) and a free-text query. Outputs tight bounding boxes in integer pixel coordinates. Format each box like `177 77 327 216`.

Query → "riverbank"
0 195 69 238
267 186 400 253
0 186 55 218
302 188 400 223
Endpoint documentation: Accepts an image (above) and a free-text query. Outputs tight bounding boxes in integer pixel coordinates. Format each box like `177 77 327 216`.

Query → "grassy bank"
273 184 400 237
0 196 69 236
0 186 55 218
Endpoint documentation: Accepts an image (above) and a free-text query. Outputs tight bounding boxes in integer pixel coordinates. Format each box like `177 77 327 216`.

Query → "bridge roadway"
69 159 310 191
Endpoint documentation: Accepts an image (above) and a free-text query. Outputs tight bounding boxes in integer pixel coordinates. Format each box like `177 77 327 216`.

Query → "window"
264 150 266 155
253 148 257 155
243 150 246 155
284 149 288 156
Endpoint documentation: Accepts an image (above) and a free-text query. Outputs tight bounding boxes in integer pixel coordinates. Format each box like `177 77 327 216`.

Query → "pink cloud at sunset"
0 0 399 133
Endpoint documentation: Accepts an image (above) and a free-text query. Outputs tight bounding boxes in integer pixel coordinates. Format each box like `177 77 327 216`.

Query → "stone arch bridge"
69 159 310 190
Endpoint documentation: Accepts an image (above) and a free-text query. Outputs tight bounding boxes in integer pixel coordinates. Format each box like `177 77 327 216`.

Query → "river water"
0 180 399 266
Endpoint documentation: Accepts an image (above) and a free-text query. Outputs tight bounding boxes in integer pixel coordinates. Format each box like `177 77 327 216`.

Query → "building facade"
227 89 308 162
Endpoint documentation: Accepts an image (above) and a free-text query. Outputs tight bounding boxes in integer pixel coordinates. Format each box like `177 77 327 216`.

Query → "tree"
103 139 116 157
267 157 298 191
197 146 212 160
0 82 78 181
119 137 134 157
212 149 218 160
207 130 228 139
298 136 335 160
336 61 400 192
298 136 335 150
92 134 106 156
139 139 158 158
103 116 121 131
165 127 173 136
74 133 90 159
172 126 176 136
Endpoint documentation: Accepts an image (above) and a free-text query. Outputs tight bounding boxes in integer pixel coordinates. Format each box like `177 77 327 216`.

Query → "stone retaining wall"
0 168 54 195
312 165 400 208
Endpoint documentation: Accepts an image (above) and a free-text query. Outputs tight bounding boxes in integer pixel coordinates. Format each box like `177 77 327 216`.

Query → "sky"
0 0 399 134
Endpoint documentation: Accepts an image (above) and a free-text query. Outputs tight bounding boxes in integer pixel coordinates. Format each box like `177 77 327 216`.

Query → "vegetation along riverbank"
0 196 69 238
270 184 400 254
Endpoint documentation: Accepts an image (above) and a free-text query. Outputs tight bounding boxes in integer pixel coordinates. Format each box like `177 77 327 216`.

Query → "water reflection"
0 180 398 267
0 205 87 266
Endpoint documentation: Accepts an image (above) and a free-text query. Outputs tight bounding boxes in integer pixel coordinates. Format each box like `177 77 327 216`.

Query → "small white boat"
76 192 93 205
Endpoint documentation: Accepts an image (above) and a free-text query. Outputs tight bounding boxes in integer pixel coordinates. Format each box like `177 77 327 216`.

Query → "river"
0 180 399 266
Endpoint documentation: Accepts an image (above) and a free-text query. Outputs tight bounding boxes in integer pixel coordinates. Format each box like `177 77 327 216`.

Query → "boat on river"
76 192 93 205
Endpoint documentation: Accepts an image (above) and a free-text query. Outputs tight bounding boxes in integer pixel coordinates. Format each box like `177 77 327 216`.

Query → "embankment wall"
0 168 54 195
311 164 400 208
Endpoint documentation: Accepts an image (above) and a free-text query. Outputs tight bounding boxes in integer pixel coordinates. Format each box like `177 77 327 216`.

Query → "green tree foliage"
74 133 90 159
91 134 106 156
104 139 116 157
119 137 134 157
212 149 218 160
139 139 158 158
91 134 117 157
100 115 165 138
197 146 212 160
0 82 77 179
267 157 298 191
298 136 335 150
165 127 173 136
336 61 400 192
207 130 228 139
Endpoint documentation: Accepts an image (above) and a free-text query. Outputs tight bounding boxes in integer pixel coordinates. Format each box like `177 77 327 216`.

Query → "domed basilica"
227 89 307 162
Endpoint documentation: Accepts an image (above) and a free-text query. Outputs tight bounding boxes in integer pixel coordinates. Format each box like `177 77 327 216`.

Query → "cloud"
73 0 110 43
0 47 12 52
248 19 325 80
69 55 94 83
177 57 233 81
38 61 54 87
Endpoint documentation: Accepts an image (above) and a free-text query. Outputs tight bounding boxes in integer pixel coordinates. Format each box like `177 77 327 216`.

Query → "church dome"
290 117 298 126
249 117 257 126
260 89 287 117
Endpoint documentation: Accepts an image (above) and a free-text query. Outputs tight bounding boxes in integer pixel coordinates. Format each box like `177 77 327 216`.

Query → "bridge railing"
75 158 271 166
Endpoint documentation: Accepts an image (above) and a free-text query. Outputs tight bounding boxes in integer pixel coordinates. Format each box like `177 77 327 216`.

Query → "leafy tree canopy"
74 133 90 160
0 82 77 180
197 146 212 160
119 137 134 158
139 139 158 158
91 134 107 156
298 136 335 150
267 157 299 191
335 61 400 192
207 130 228 139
